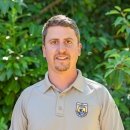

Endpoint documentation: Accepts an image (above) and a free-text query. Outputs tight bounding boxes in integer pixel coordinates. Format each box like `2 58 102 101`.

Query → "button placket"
56 94 65 117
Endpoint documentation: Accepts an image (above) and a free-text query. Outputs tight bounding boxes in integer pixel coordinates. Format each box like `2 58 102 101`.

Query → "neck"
48 68 77 91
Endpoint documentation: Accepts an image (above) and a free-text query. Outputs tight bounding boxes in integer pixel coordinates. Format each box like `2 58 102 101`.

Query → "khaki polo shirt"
9 70 124 130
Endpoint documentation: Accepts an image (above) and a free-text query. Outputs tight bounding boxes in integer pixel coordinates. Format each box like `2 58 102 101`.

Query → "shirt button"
58 106 62 110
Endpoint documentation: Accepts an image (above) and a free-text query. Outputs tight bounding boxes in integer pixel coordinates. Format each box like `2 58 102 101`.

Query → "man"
9 15 124 130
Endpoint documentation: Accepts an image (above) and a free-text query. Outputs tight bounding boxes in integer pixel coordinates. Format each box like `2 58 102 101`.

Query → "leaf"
114 6 121 11
17 13 31 19
9 80 20 93
14 83 20 93
6 67 13 80
123 58 130 67
18 1 27 8
0 0 10 15
13 63 20 69
14 68 22 76
0 62 6 71
95 62 106 69
123 68 130 75
95 41 103 52
114 97 119 106
2 105 10 114
22 76 31 83
19 80 28 89
8 80 16 91
5 92 15 105
127 15 130 20
0 71 6 81
118 70 124 84
109 53 120 58
99 37 107 45
126 27 130 34
119 102 129 115
104 69 114 78
15 30 28 38
126 34 130 46
7 63 12 70
15 3 22 14
0 117 8 129
104 49 118 58
105 10 120 15
114 17 123 27
117 25 126 35
123 8 130 12
115 39 123 47
88 36 97 44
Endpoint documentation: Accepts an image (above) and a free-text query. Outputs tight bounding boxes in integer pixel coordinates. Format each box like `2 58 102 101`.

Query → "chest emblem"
75 102 88 117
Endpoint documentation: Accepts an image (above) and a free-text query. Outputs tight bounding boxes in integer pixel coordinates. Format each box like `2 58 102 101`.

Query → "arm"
9 89 29 130
100 101 124 130
97 86 124 130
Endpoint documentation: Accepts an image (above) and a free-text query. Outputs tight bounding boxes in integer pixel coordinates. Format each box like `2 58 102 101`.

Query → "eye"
65 40 72 44
50 40 58 45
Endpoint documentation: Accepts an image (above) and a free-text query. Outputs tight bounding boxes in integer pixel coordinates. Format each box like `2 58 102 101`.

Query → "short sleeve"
100 101 124 130
97 86 124 130
9 88 30 130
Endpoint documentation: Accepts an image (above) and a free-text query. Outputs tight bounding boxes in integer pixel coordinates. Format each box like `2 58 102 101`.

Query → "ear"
42 45 46 57
78 43 82 56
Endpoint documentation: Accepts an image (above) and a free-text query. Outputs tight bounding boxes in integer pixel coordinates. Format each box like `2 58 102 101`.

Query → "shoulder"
84 77 115 107
18 80 44 105
84 77 107 92
21 80 44 95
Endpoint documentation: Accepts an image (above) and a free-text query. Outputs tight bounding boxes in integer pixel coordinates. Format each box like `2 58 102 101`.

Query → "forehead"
45 26 77 39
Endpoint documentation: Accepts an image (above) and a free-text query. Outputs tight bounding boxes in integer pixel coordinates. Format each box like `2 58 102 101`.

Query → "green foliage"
0 0 47 126
0 0 130 129
97 6 130 129
0 117 8 130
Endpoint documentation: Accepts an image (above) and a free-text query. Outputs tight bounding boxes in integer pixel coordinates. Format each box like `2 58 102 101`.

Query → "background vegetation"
0 0 130 129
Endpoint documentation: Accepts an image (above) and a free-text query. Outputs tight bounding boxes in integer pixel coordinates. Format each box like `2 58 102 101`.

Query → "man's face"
42 26 82 72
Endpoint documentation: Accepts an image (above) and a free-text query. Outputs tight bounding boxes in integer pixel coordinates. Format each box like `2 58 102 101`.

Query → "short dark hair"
42 15 80 45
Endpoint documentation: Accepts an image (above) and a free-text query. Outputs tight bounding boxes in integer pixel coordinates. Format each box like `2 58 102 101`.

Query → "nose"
57 42 66 53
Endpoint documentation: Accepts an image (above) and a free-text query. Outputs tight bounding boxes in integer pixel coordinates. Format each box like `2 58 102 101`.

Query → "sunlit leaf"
114 17 123 27
105 10 120 15
123 8 130 12
114 6 121 11
104 69 114 78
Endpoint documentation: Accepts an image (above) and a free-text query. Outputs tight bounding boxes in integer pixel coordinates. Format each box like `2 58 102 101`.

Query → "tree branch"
113 33 125 39
32 0 62 20
40 0 62 14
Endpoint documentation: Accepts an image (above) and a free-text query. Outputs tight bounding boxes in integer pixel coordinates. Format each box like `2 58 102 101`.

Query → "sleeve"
100 102 124 130
98 86 124 130
9 89 29 130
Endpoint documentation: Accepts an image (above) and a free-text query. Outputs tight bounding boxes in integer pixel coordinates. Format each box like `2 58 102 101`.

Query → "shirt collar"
43 72 53 93
43 69 85 93
70 69 85 93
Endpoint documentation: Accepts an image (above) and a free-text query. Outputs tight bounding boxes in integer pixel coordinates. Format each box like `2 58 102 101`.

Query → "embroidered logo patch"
75 102 88 117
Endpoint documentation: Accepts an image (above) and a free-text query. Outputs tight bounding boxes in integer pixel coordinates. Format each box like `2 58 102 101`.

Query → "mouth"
54 55 70 61
56 56 68 60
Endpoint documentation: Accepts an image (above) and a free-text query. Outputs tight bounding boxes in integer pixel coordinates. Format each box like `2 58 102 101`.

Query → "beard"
54 53 70 72
55 62 70 71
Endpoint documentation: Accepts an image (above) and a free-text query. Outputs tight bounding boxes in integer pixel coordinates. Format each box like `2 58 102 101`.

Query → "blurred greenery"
0 0 130 129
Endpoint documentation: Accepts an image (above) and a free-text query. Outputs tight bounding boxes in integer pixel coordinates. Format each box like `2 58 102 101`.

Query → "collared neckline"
70 69 85 93
43 69 85 93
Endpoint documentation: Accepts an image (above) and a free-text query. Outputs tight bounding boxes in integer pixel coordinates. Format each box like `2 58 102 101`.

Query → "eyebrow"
64 38 74 41
49 38 59 42
49 37 74 42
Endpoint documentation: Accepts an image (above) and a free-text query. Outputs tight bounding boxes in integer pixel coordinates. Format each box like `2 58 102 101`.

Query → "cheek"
45 49 55 60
